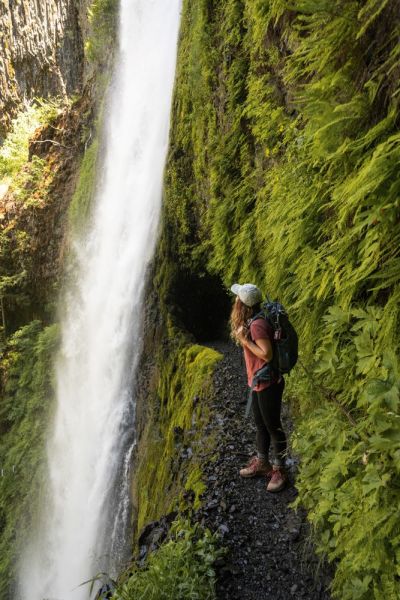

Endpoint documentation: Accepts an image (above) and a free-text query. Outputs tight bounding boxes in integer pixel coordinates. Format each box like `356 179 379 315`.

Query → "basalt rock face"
0 0 90 138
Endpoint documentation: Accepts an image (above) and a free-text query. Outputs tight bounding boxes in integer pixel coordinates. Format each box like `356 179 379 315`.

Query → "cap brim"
230 283 241 295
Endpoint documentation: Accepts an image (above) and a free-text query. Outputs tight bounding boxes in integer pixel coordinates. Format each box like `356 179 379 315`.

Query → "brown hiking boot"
266 466 287 492
240 456 272 478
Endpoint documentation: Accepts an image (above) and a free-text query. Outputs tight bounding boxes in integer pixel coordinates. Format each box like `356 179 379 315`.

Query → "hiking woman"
230 283 287 492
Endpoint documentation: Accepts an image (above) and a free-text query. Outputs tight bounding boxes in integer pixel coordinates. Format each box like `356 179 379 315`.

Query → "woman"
230 283 287 492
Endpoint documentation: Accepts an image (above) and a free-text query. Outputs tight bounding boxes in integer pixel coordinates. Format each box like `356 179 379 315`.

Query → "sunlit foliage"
162 1 400 597
114 519 223 600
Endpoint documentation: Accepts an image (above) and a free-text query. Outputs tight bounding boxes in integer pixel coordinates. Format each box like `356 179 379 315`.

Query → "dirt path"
195 341 332 600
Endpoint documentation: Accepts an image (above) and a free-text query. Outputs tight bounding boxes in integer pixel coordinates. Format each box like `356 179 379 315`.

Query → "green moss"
184 465 206 510
135 341 222 536
68 137 99 230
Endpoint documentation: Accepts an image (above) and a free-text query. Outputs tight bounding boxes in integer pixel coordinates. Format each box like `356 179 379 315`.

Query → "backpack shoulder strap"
249 311 266 324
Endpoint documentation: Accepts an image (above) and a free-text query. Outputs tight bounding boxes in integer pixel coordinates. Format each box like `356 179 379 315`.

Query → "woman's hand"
238 329 273 363
236 326 248 345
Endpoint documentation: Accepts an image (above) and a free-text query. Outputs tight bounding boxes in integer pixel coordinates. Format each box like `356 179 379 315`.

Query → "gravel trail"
196 341 332 600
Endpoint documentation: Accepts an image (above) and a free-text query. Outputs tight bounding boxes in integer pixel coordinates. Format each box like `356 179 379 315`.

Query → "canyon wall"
1 1 400 599
0 0 92 137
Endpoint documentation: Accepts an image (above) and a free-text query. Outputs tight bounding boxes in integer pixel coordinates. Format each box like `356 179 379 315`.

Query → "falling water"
18 1 181 598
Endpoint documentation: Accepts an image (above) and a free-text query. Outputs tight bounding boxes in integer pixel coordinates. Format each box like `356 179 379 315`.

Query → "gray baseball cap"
230 283 262 307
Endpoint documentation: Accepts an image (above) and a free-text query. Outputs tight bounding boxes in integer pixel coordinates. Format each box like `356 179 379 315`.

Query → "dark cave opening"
170 271 232 342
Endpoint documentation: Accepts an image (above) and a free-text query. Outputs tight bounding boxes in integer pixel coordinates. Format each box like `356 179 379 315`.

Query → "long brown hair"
230 297 258 343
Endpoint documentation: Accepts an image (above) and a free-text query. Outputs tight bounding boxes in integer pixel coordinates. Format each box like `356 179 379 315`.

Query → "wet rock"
138 511 177 561
218 523 229 536
173 425 184 443
183 489 195 505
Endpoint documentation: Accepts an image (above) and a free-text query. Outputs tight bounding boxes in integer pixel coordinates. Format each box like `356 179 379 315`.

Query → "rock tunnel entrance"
170 271 232 342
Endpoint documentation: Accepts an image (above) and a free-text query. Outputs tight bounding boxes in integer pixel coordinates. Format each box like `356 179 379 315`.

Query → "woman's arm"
237 330 273 362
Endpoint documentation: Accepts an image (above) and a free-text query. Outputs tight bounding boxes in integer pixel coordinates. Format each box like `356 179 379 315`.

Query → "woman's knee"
270 427 286 444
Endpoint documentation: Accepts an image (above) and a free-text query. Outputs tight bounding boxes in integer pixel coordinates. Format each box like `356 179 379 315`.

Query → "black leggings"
252 378 287 467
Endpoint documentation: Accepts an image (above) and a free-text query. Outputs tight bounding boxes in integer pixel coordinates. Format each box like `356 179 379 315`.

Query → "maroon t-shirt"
243 318 276 391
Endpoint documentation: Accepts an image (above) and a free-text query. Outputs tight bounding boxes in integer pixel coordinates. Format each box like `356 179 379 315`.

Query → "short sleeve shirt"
243 318 276 391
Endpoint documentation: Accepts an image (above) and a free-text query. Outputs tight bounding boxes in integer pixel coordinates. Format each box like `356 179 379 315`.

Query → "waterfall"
18 1 181 598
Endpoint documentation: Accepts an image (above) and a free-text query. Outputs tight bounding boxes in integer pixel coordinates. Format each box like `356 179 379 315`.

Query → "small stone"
291 584 298 594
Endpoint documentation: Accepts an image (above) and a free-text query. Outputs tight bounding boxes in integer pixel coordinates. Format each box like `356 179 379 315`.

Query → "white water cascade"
18 1 181 598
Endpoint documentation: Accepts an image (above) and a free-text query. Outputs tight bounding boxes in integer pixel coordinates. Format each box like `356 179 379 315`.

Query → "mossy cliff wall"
0 1 117 595
149 1 400 599
131 230 230 541
132 322 222 537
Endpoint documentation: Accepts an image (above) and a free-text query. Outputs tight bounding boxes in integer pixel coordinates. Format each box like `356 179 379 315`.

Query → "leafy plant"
114 519 224 600
0 99 62 181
